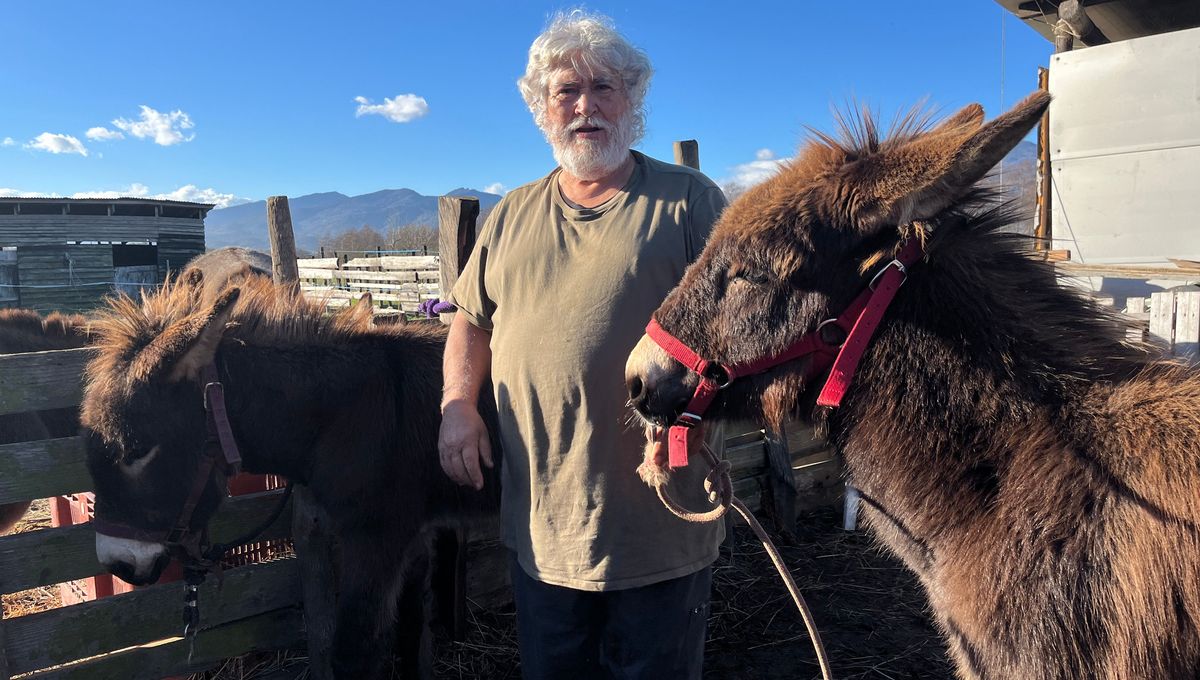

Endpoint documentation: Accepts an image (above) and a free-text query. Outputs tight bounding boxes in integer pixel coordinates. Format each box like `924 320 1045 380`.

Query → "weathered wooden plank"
1058 262 1200 281
0 348 90 417
4 559 300 675
29 606 304 680
1174 291 1200 363
298 257 338 269
0 489 294 593
343 255 439 272
1149 291 1176 352
0 437 89 504
438 197 480 323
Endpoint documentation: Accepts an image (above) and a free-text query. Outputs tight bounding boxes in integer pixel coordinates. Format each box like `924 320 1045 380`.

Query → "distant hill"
204 188 503 251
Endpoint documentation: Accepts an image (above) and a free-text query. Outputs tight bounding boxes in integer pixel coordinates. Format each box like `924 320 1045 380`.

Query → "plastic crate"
53 473 290 605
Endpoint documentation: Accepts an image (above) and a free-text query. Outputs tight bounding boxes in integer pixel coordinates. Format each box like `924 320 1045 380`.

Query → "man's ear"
842 91 1049 232
127 288 240 384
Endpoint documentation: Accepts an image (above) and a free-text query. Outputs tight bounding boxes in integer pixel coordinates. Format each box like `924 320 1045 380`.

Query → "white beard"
547 111 636 181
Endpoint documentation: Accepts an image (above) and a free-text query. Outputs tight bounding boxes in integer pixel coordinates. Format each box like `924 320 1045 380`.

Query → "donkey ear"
125 287 240 384
929 102 983 136
333 292 374 329
167 288 240 383
847 91 1049 230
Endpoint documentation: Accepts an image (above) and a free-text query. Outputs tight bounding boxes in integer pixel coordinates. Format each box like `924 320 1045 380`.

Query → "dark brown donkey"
81 274 500 679
626 92 1200 679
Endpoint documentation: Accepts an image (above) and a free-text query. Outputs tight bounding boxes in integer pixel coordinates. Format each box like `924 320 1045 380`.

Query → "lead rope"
651 443 835 680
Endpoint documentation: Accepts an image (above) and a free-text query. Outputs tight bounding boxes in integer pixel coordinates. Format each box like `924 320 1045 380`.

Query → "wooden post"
434 195 480 641
1035 67 1052 250
437 196 480 325
673 140 700 170
267 196 335 680
266 197 300 284
763 424 797 539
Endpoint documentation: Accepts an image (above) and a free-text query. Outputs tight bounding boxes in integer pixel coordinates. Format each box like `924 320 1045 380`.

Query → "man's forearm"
442 312 493 409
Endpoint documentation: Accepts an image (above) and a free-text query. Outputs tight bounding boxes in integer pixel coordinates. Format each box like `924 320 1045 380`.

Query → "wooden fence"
0 344 839 678
297 255 441 315
0 347 301 679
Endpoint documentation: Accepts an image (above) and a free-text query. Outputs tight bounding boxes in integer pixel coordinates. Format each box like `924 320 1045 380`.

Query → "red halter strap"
646 239 924 468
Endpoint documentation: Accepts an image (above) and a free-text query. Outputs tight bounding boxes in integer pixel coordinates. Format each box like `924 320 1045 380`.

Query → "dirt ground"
5 501 955 679
433 505 955 680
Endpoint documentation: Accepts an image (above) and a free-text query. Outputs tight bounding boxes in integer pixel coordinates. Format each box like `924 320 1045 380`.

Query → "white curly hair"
517 9 652 144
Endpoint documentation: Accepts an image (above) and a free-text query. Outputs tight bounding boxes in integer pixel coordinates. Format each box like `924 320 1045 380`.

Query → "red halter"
645 239 924 468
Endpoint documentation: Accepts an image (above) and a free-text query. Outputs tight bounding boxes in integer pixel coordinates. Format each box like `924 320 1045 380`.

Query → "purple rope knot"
419 298 457 318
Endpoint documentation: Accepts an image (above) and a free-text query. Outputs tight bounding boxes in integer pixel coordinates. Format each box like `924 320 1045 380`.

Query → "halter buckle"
816 318 848 348
675 412 703 428
869 259 908 291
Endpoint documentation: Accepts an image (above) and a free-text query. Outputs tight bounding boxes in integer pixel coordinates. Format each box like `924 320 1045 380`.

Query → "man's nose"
575 92 598 118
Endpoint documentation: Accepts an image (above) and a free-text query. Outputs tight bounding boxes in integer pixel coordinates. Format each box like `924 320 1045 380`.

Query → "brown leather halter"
91 360 293 655
91 362 246 562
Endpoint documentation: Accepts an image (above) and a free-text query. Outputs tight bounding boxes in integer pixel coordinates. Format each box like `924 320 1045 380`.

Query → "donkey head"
83 281 239 585
626 92 1049 430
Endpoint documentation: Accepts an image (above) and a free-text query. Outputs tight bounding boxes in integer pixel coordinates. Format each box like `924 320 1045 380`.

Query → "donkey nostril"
627 376 645 404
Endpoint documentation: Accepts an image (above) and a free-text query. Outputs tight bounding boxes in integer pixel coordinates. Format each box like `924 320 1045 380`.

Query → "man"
438 11 726 679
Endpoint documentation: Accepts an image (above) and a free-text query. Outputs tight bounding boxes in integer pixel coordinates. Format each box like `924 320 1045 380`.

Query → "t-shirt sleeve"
448 209 500 332
686 185 728 261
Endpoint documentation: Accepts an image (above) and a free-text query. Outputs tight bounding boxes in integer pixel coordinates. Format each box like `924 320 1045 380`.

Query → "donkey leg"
394 539 434 679
331 532 409 680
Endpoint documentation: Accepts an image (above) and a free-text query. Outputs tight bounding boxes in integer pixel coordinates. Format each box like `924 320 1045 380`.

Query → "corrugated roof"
0 196 216 209
995 0 1200 45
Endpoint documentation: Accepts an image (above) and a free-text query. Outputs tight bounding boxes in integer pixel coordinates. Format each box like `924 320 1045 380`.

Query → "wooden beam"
1035 67 1052 250
266 196 299 284
763 424 798 539
1058 0 1110 46
436 196 480 324
673 140 700 170
265 197 334 680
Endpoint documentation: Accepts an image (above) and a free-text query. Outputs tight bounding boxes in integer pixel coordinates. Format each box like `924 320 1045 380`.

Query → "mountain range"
203 141 1036 252
204 188 503 251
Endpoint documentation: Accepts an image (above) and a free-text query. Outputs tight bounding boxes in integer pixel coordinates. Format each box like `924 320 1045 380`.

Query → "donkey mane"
88 275 438 381
0 308 91 353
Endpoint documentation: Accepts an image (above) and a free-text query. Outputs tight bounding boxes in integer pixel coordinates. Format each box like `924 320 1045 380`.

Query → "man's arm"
438 313 494 490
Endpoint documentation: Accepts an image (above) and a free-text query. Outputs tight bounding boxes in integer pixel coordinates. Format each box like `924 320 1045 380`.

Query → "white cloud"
720 148 786 195
354 94 429 123
25 132 89 157
157 184 249 208
1 137 14 147
483 182 506 195
112 105 195 146
86 126 125 141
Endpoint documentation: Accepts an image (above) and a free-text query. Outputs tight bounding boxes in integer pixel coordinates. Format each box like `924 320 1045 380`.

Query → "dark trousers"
510 553 712 680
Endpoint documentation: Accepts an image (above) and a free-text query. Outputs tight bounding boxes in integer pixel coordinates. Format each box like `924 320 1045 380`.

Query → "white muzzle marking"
96 534 167 575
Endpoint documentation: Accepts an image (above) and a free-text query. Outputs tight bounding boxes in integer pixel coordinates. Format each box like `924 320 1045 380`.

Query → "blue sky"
0 1 1052 207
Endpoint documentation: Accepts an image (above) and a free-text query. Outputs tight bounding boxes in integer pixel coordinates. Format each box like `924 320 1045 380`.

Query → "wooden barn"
0 197 212 314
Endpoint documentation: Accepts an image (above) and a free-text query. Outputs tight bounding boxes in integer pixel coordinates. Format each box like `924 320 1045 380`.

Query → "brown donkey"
81 275 499 679
626 91 1200 679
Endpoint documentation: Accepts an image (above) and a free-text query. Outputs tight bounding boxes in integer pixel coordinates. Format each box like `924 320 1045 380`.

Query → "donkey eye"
122 445 161 476
732 269 770 286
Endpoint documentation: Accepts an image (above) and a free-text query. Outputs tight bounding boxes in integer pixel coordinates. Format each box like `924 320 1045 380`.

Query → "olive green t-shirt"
451 151 727 591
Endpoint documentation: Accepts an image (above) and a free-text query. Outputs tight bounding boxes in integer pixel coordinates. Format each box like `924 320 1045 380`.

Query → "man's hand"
438 399 494 490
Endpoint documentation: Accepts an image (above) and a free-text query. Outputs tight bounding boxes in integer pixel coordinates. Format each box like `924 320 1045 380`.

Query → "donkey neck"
828 234 1150 544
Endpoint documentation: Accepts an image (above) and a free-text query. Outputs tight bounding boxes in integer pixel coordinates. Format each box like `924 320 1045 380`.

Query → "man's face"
544 67 634 180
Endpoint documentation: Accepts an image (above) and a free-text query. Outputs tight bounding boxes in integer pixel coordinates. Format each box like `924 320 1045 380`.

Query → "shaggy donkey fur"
82 275 499 679
627 91 1200 679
